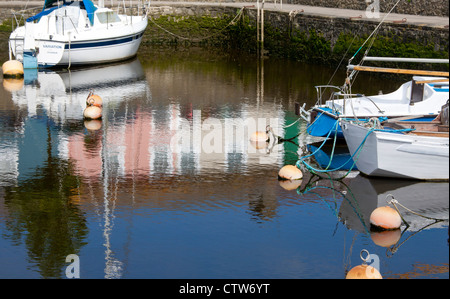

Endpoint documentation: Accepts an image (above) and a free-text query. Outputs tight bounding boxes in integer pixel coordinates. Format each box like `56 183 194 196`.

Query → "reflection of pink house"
68 131 103 179
122 110 152 177
68 106 181 180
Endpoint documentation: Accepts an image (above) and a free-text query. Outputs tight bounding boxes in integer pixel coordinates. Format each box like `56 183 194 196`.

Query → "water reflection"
0 54 447 279
341 175 449 233
300 173 449 251
0 57 299 278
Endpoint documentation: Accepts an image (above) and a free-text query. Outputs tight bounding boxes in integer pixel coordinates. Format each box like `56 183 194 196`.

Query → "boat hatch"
97 11 121 24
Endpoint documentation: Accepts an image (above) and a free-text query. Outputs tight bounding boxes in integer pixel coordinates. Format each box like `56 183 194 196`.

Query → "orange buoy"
84 119 102 131
279 179 302 191
3 77 24 92
346 264 382 279
278 165 303 180
83 105 102 120
370 229 401 248
346 249 382 279
86 94 103 107
2 60 24 78
370 206 402 230
250 131 269 143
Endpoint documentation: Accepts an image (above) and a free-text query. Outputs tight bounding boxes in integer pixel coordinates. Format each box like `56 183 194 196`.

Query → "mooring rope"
148 7 245 42
295 119 365 179
386 194 449 224
294 117 415 180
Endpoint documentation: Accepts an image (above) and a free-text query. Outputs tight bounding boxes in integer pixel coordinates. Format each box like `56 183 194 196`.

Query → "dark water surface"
0 45 448 279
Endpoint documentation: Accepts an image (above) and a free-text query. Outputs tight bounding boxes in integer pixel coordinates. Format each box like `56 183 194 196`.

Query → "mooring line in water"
148 7 245 42
386 194 449 224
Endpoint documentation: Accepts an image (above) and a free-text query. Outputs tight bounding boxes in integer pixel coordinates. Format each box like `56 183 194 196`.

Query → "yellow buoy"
278 165 303 180
86 94 103 107
346 264 383 279
2 60 24 78
83 105 102 120
370 206 402 230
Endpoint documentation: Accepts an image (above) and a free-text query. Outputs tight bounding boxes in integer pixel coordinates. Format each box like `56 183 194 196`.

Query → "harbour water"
0 44 448 280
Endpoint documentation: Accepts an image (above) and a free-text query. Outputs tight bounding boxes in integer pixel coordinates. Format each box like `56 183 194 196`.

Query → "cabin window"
410 80 424 104
96 11 121 24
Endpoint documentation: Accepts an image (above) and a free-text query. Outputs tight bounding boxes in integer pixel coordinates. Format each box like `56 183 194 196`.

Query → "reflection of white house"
5 58 288 182
0 134 21 187
67 103 286 179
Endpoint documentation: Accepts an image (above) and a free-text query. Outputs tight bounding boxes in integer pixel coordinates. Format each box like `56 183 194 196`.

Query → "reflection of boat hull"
307 140 357 170
339 174 449 233
12 58 147 121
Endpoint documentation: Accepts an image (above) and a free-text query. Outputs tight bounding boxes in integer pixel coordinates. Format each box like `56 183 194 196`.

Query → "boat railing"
10 6 42 30
314 85 342 106
112 0 148 18
315 85 372 115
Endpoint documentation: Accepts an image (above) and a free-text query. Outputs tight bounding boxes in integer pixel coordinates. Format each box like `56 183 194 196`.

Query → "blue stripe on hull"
64 31 145 50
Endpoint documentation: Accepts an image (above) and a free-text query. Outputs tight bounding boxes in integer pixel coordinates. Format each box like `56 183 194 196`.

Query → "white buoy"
2 60 24 78
83 105 102 120
370 206 402 230
278 165 303 180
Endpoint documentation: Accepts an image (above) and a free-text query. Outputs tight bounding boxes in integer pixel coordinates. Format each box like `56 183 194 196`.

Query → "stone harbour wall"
286 0 449 17
146 3 449 53
148 0 450 17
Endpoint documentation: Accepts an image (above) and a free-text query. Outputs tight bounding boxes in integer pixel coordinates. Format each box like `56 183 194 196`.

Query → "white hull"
341 120 449 180
9 1 148 68
59 30 145 66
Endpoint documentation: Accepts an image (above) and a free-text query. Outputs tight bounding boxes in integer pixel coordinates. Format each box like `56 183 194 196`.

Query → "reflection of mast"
102 109 123 279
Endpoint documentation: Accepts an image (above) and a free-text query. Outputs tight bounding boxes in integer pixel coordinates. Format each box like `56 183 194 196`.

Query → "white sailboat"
8 0 148 68
298 63 449 138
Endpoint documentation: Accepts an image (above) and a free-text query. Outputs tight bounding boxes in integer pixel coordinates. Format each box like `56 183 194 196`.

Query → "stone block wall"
147 3 449 52
287 0 449 17
149 0 450 17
